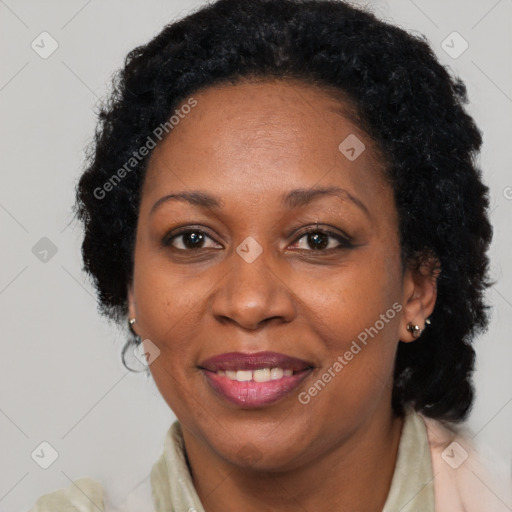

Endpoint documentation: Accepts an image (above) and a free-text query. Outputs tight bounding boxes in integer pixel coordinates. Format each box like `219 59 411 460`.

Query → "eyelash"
161 225 353 253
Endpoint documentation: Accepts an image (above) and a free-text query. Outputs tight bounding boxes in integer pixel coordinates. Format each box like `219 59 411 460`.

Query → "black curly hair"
73 0 493 423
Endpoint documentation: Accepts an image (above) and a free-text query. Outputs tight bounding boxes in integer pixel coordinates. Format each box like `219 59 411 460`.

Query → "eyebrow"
149 186 370 218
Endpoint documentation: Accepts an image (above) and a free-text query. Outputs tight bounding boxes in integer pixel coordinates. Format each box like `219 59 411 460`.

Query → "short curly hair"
73 0 492 423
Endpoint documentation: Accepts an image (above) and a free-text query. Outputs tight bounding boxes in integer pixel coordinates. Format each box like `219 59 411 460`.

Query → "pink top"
422 413 512 511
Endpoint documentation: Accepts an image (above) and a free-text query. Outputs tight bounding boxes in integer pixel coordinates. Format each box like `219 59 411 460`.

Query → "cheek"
132 250 210 344
132 257 211 414
303 249 403 402
308 249 402 346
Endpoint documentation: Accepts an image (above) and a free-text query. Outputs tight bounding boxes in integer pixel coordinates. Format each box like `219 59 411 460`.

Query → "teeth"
217 367 296 382
253 368 271 382
270 368 283 380
236 370 252 382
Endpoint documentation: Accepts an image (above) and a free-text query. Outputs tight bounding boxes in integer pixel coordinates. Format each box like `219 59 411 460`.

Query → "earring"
406 322 422 339
128 317 137 335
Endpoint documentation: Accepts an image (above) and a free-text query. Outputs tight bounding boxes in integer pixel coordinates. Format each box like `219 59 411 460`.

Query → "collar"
150 409 434 512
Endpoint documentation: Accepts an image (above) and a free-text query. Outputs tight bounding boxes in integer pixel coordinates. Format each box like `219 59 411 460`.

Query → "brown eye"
290 228 352 252
163 229 220 251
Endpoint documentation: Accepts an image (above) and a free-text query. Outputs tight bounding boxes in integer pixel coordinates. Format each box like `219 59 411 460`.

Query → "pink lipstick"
199 351 314 408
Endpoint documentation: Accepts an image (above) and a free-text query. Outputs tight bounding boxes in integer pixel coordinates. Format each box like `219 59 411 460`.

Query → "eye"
162 226 353 253
162 228 221 251
289 228 352 252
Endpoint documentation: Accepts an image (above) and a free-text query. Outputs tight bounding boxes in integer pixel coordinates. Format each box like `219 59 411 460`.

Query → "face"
128 79 429 471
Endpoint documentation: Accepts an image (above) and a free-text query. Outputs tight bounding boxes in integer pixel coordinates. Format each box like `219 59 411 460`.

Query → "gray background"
1 0 511 510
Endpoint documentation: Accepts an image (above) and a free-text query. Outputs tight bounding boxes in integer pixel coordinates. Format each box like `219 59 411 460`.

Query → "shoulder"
28 477 104 512
28 474 156 512
420 414 512 512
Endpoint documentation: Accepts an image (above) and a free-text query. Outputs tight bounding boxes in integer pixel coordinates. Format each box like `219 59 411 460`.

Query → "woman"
29 0 511 510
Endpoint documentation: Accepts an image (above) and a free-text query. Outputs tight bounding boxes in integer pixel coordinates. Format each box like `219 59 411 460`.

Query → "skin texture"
128 79 437 512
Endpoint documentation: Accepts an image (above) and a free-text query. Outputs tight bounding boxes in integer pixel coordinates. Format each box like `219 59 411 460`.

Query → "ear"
399 254 440 343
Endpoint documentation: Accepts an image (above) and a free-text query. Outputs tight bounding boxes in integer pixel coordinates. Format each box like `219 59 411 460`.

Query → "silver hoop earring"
128 317 138 337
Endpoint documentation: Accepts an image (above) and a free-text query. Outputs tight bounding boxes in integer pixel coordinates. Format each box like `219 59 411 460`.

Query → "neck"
181 405 404 512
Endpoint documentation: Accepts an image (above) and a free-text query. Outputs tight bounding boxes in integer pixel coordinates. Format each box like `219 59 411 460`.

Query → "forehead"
141 79 390 212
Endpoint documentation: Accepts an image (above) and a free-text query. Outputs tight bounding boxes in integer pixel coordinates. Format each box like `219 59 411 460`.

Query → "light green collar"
151 409 434 512
382 409 435 511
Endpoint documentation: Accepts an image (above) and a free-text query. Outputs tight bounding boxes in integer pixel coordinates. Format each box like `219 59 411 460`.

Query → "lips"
198 351 314 372
198 351 315 408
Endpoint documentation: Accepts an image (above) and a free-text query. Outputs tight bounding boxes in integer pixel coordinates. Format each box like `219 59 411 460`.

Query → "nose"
211 245 296 331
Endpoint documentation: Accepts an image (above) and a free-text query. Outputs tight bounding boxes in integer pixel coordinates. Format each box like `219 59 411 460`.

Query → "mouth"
198 351 315 408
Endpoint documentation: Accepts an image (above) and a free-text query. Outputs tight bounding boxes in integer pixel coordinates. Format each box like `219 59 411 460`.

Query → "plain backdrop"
1 0 511 510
